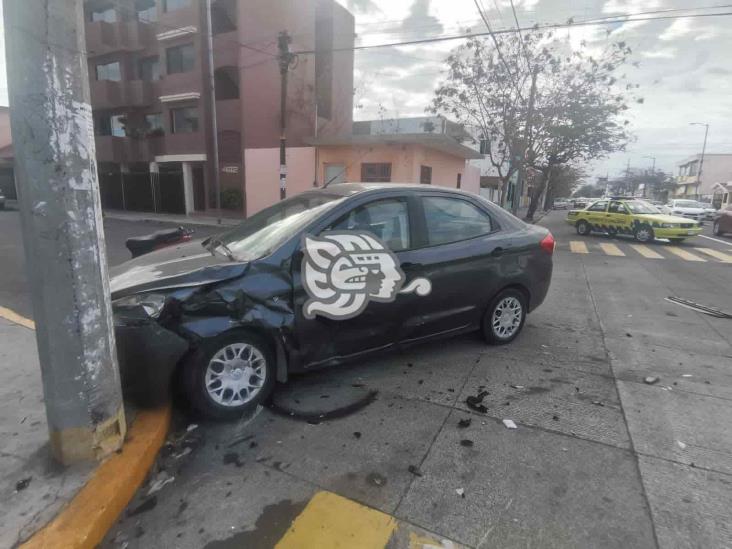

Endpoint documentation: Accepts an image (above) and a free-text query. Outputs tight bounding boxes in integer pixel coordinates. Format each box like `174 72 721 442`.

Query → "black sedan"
111 183 554 419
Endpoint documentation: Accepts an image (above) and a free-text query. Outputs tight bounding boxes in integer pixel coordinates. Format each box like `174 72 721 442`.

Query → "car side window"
608 201 628 214
327 198 410 251
421 196 493 246
588 200 608 212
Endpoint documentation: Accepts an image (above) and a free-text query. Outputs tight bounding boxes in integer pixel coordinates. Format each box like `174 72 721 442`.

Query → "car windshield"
674 200 699 208
212 193 346 260
625 201 658 214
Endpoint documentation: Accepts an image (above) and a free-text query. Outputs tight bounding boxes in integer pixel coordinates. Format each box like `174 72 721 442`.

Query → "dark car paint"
716 207 732 234
111 184 552 403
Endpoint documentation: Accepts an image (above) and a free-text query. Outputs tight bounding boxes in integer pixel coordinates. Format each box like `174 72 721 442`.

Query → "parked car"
695 201 717 221
110 184 554 418
571 197 590 209
713 206 732 236
553 198 570 210
667 199 706 223
566 197 702 243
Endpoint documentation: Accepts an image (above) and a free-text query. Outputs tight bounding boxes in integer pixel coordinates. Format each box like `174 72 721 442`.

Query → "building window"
166 44 195 74
361 163 391 182
135 0 157 21
90 6 117 23
457 173 462 188
211 0 237 34
94 114 112 136
110 114 126 137
315 0 334 119
420 165 432 184
144 113 164 134
96 61 121 82
214 67 239 100
170 107 199 133
163 0 191 12
138 56 160 81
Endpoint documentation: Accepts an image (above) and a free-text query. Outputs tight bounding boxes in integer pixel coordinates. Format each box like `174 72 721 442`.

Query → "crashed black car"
111 183 554 419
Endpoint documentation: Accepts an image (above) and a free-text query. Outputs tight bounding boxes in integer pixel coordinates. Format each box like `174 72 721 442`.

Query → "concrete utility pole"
278 31 294 200
205 0 222 220
4 0 126 464
512 68 538 217
690 122 709 200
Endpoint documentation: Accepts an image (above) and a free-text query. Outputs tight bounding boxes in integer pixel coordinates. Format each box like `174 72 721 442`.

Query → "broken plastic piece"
676 440 687 450
455 488 465 498
457 418 472 428
147 471 174 495
460 439 474 447
408 465 423 477
644 376 660 385
502 419 517 429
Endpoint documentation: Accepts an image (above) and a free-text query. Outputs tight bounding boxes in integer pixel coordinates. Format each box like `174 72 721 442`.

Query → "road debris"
466 391 489 414
223 452 245 467
147 470 174 495
681 374 692 378
460 439 474 447
353 431 362 439
552 415 559 421
644 376 660 385
455 488 465 498
127 496 157 517
510 385 525 389
457 418 472 428
367 472 386 487
502 419 518 429
408 465 423 477
15 477 31 492
676 440 687 450
592 400 604 407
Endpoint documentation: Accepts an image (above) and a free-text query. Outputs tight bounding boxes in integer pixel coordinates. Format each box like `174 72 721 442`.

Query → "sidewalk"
515 205 550 223
0 316 94 547
103 209 242 228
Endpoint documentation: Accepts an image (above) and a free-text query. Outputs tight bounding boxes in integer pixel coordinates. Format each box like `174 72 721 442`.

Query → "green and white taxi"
566 198 702 243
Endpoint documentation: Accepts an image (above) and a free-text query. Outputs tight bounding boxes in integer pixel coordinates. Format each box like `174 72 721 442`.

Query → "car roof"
307 182 481 199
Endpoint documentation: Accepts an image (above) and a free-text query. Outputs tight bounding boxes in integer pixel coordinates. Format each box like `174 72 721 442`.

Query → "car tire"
576 220 591 236
713 220 723 236
182 330 276 420
482 289 527 345
607 227 618 238
633 224 654 243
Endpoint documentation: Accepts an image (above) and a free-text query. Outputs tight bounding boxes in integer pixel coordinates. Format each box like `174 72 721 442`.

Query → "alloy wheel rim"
637 228 651 241
205 343 266 407
492 297 522 339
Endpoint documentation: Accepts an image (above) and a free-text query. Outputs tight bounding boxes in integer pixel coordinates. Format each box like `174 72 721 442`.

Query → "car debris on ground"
503 419 518 429
644 376 660 385
466 391 489 413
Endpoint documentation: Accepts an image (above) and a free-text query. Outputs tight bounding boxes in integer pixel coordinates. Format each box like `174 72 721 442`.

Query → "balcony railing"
85 21 155 56
90 80 156 109
94 135 164 163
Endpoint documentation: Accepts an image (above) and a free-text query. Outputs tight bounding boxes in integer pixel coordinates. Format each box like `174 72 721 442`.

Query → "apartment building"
85 0 354 216
674 153 732 200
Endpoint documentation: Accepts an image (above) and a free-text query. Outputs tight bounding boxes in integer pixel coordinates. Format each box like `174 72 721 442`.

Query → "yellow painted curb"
21 404 172 549
0 305 35 330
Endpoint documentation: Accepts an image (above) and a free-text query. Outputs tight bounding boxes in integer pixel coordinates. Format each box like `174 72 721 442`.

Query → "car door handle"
490 247 504 257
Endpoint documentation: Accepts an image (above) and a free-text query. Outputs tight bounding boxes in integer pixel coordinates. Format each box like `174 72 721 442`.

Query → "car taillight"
540 232 555 254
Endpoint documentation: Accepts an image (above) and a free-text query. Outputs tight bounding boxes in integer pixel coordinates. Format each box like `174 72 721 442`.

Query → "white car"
667 199 705 223
695 202 717 220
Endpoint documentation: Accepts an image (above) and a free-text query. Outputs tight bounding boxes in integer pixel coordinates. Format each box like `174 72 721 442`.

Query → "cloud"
707 66 732 75
602 0 661 14
346 0 382 14
659 19 691 41
641 47 676 59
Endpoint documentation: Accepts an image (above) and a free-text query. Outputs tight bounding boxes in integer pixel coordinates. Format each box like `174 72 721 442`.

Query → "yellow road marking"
276 491 397 549
599 243 625 256
693 247 732 263
666 247 706 262
0 305 35 330
630 245 664 259
569 241 589 254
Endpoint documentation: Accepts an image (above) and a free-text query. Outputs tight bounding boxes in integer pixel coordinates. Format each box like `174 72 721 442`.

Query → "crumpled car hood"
109 239 248 299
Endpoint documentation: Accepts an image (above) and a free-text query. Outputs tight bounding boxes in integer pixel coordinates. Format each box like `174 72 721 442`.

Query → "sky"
0 1 730 182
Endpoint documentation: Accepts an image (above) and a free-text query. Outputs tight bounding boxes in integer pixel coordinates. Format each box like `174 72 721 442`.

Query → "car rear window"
422 196 493 246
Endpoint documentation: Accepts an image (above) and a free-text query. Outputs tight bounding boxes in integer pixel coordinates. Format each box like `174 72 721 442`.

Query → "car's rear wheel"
482 289 527 345
183 331 275 420
713 220 723 236
634 225 654 243
576 220 591 236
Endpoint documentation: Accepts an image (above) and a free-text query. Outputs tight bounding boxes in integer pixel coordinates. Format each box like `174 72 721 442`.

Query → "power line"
293 10 732 55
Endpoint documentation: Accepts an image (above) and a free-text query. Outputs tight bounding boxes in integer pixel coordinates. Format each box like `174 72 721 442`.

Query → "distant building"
674 154 732 200
82 0 354 216
310 116 482 194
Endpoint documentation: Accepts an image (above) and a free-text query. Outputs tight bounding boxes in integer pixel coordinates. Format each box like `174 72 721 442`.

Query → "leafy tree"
542 164 586 208
430 28 639 218
573 183 605 198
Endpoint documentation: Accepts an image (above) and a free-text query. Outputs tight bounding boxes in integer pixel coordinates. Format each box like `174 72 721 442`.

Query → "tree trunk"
526 166 553 220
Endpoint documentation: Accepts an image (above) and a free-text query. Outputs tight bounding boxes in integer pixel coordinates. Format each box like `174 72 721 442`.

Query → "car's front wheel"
713 220 723 236
183 331 275 420
482 289 527 345
634 225 654 243
576 220 591 236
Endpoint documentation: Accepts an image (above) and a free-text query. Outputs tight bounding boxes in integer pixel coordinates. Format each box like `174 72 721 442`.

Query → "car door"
291 195 416 367
396 193 509 343
584 199 609 228
606 200 633 234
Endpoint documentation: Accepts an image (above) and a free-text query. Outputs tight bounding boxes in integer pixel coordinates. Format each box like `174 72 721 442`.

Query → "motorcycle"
125 226 194 258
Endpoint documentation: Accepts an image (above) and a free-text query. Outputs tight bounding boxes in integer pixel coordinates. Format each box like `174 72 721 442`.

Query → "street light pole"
4 0 125 464
690 122 709 200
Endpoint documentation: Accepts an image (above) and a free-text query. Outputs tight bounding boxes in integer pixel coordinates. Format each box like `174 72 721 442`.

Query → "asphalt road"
1 207 730 548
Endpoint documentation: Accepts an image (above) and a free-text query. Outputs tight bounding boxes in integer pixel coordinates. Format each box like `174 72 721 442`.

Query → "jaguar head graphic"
301 231 429 320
